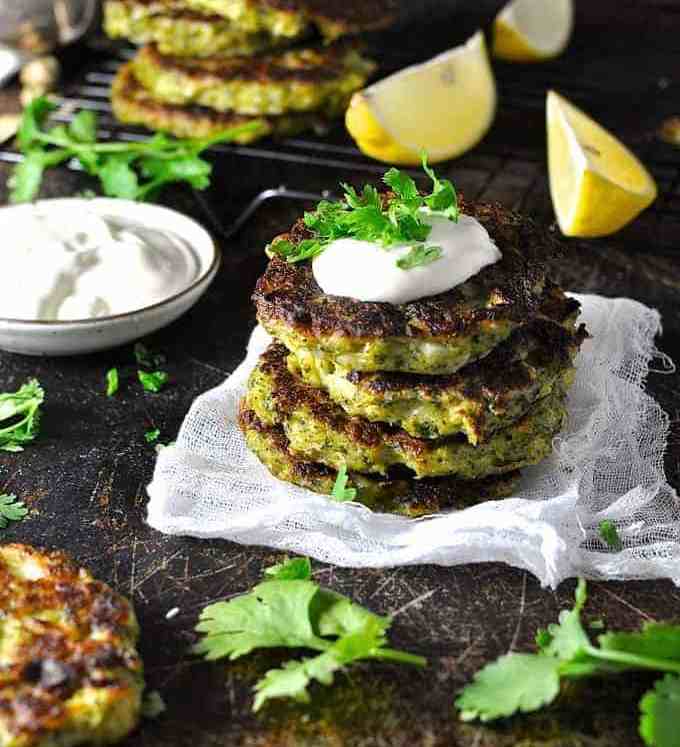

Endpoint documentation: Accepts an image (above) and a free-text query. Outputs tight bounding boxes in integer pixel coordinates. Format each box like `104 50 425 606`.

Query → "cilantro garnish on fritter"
268 155 459 271
330 465 357 502
194 557 426 711
456 580 680 747
0 379 45 452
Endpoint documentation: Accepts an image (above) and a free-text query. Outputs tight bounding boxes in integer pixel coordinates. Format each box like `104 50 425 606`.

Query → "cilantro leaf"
422 153 459 221
141 690 167 720
138 370 169 393
640 675 680 747
145 428 161 444
195 558 426 711
599 519 623 551
265 557 312 581
396 245 443 270
106 368 119 397
0 379 45 452
10 96 265 204
331 465 357 502
0 494 29 528
99 154 140 199
456 653 561 722
253 653 341 711
194 579 327 660
271 160 460 270
459 578 680 744
537 578 591 661
68 110 97 144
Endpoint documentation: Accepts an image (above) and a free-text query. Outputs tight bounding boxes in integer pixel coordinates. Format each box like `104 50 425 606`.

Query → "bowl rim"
0 198 222 327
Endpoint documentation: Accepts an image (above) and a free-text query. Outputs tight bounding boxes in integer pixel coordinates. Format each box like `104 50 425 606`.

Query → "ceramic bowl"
0 198 220 356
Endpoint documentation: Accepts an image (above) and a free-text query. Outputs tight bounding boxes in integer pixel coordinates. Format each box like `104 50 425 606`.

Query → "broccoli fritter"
245 343 569 479
111 64 344 140
254 200 565 375
239 406 521 515
290 316 587 442
0 544 143 747
104 1 281 57
129 42 375 115
105 0 397 53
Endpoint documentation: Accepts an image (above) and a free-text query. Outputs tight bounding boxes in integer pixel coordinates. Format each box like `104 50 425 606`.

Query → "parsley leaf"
331 465 357 502
106 368 119 397
640 675 680 747
0 379 45 452
396 245 443 270
138 370 169 393
194 557 426 711
269 157 459 270
599 519 623 551
145 428 161 444
10 96 265 203
0 494 28 528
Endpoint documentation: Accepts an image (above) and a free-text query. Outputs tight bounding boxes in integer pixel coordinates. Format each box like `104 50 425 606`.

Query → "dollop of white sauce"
312 213 502 304
0 204 200 321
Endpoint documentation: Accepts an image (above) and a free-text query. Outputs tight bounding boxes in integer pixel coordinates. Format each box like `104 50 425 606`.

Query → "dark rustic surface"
1 1 680 745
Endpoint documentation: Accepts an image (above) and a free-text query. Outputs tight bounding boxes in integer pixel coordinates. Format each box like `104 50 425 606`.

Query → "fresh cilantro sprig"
456 580 680 747
106 368 119 397
138 370 169 393
145 428 161 444
599 520 623 551
9 97 265 203
194 557 426 711
268 154 458 271
0 379 45 452
0 494 28 528
331 465 357 502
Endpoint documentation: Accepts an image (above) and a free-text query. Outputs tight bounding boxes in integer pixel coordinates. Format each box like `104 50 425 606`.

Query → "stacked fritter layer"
105 0 390 140
242 199 588 514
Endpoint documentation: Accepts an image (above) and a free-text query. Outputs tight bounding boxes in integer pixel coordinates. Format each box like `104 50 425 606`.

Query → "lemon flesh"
493 0 574 62
547 91 657 238
345 31 496 165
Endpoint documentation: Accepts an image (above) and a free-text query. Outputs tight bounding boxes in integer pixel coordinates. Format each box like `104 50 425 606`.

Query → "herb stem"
580 644 680 675
372 648 428 667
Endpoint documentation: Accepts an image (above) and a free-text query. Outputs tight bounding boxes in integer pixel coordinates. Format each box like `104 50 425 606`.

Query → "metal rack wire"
2 33 679 249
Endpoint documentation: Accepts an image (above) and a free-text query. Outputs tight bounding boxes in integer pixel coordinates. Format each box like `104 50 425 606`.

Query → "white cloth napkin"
147 294 680 588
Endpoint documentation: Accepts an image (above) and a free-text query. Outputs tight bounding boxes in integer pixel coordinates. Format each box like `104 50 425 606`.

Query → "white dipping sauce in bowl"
0 202 201 321
0 198 220 356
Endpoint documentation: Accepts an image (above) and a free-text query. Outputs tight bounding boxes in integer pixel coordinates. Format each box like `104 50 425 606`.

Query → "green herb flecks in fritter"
245 343 569 479
238 406 521 515
111 64 344 140
130 42 376 115
105 0 397 53
0 544 144 747
289 305 586 443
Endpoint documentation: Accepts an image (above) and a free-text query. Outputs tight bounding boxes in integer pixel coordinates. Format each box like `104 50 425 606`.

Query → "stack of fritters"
240 198 588 517
105 0 395 141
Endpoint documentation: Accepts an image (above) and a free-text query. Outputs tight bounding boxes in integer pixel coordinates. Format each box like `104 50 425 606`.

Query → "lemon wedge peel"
346 31 497 166
547 91 658 238
493 0 574 62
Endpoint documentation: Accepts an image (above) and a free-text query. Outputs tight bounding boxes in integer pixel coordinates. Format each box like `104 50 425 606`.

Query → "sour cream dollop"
0 203 201 321
312 213 502 304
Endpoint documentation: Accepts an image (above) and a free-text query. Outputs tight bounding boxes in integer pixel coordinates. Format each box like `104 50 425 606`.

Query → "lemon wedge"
547 91 658 237
345 31 496 165
493 0 574 62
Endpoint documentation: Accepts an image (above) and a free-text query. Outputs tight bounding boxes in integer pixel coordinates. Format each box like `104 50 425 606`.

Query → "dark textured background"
1 1 680 745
